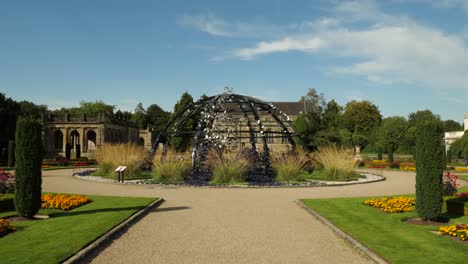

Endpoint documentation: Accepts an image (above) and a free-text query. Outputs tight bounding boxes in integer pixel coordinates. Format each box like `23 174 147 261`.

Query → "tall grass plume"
204 148 252 184
152 148 191 184
94 143 146 179
315 146 356 181
271 150 310 182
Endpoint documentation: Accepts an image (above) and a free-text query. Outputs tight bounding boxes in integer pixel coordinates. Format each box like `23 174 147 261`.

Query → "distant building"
210 101 305 152
444 114 468 149
42 101 305 158
42 113 140 159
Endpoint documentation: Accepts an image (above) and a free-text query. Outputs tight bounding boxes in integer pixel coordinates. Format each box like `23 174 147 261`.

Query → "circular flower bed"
364 196 415 213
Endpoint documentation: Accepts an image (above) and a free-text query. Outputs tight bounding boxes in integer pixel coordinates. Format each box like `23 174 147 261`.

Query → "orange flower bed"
0 219 16 236
41 194 90 211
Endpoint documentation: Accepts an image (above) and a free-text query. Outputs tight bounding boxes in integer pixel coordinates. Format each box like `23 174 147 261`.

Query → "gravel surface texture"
41 169 466 264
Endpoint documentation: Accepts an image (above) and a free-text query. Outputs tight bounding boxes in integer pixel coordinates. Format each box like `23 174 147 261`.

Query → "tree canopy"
342 100 382 148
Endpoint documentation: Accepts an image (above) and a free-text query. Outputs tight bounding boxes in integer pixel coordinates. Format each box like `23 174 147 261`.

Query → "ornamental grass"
204 148 252 184
315 146 356 181
41 193 90 211
271 150 310 182
95 143 146 178
152 148 191 184
438 224 468 241
0 219 15 236
364 196 415 213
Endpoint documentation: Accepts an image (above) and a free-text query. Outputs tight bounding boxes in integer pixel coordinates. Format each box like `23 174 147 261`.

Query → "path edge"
62 197 165 264
295 200 389 264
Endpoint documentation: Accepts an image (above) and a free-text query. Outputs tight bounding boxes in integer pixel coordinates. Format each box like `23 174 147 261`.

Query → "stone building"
211 101 305 152
42 113 140 159
444 114 468 149
41 101 305 158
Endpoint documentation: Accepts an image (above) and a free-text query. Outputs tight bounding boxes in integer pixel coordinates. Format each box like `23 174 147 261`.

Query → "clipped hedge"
14 116 43 218
415 120 444 221
0 194 15 211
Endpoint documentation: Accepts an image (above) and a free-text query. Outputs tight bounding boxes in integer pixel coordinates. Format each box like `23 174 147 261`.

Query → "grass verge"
301 186 468 264
0 194 155 264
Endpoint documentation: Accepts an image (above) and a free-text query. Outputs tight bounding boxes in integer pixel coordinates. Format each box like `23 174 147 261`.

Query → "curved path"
42 169 452 264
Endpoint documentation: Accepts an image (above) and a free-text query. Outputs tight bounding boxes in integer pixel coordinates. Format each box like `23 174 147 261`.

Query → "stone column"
62 128 67 154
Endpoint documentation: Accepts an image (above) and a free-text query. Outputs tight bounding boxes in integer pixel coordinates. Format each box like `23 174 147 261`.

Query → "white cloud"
224 0 468 90
176 14 232 37
234 37 324 60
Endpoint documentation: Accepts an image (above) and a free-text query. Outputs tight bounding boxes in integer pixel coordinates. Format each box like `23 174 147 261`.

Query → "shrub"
364 196 415 213
315 146 356 181
415 120 444 221
271 151 309 182
442 172 459 196
14 116 43 218
7 140 14 168
153 149 191 184
389 162 400 169
204 148 251 184
95 143 146 179
0 193 15 211
0 170 15 194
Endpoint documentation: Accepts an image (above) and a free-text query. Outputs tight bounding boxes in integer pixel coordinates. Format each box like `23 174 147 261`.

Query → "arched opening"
138 137 145 146
54 130 63 150
87 130 97 151
70 130 80 152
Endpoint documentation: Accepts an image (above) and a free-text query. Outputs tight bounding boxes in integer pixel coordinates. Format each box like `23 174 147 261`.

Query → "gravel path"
42 169 460 264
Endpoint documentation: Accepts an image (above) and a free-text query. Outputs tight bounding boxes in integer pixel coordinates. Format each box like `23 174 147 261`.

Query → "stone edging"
72 172 386 188
295 200 389 264
62 197 165 264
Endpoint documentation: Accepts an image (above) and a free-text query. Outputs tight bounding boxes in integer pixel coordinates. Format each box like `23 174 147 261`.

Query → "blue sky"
1 0 468 122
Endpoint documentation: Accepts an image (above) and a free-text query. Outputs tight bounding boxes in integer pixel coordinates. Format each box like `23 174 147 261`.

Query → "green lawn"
0 194 155 264
301 186 468 264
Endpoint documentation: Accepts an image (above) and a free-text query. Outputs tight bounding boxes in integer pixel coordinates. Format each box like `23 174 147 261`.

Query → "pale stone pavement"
42 169 465 264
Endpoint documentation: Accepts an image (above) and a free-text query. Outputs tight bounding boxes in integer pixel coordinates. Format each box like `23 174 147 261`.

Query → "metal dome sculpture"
149 88 307 185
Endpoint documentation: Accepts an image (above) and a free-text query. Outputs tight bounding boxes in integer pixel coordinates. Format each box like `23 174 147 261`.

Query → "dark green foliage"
76 144 81 159
450 131 468 160
65 144 71 161
377 147 383 160
342 100 382 149
7 140 15 167
388 145 394 163
442 119 462 132
52 100 115 116
131 103 148 129
446 149 452 164
0 194 14 211
170 92 197 151
415 120 444 221
14 116 43 217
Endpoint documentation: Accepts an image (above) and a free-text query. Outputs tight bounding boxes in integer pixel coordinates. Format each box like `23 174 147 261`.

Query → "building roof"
269 102 304 116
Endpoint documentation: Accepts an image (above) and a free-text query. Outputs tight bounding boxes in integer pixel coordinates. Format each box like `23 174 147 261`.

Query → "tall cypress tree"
415 120 444 221
14 116 43 218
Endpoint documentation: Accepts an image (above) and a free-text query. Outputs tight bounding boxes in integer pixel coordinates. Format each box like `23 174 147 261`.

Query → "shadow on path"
49 206 145 218
151 206 191 213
